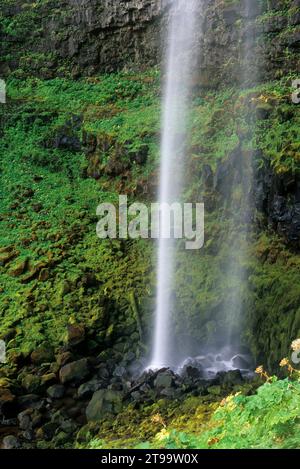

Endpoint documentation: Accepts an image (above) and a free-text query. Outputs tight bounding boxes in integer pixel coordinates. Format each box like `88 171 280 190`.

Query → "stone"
18 409 32 431
217 370 244 387
2 435 20 449
130 391 142 402
154 371 174 389
124 351 136 362
31 410 43 428
21 374 42 393
113 366 127 378
181 365 203 381
67 323 85 347
77 379 103 399
97 365 110 380
47 384 65 399
41 373 57 386
60 419 78 434
86 389 123 422
59 358 90 384
56 351 73 366
31 346 54 365
17 394 43 411
160 387 177 398
231 355 251 370
22 430 35 441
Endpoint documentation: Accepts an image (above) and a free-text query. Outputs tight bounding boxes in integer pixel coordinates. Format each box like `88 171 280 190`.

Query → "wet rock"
2 435 20 449
21 374 42 394
30 410 43 428
77 379 103 399
59 358 90 384
41 373 57 387
56 351 74 367
67 323 85 347
47 384 65 399
17 394 43 411
181 365 203 381
154 370 174 390
60 419 78 434
160 387 178 398
197 355 215 368
113 366 127 378
231 355 251 370
124 351 136 362
22 429 35 441
97 364 110 380
31 346 54 365
18 409 32 431
254 160 300 244
130 391 142 402
66 404 83 419
86 389 123 422
216 369 244 387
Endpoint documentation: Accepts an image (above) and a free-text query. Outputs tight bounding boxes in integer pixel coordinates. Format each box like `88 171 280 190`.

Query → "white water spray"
150 0 202 369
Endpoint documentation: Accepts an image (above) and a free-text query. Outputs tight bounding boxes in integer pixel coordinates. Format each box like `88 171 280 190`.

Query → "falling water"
149 0 201 368
220 0 258 359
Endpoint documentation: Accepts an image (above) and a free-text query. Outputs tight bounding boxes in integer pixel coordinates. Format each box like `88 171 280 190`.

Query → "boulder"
231 355 251 370
86 389 123 422
181 365 203 381
31 346 54 365
18 409 32 431
17 394 43 411
47 384 65 399
77 379 103 400
56 351 73 367
154 370 174 390
21 374 42 394
217 369 244 387
2 435 20 449
66 324 85 347
59 358 90 384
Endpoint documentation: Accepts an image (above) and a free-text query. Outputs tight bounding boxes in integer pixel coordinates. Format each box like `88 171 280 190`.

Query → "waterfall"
220 0 258 358
149 0 202 369
149 0 257 374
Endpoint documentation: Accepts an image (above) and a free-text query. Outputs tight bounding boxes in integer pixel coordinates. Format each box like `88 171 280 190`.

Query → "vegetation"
83 363 300 449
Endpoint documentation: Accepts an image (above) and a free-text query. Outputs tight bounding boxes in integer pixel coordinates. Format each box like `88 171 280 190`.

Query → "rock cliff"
1 0 299 85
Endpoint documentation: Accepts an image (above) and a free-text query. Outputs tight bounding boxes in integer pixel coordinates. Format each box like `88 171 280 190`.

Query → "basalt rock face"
44 0 165 75
1 1 299 85
0 0 166 77
255 158 300 246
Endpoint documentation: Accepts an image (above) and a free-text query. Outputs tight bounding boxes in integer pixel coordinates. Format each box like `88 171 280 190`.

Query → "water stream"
150 0 202 369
